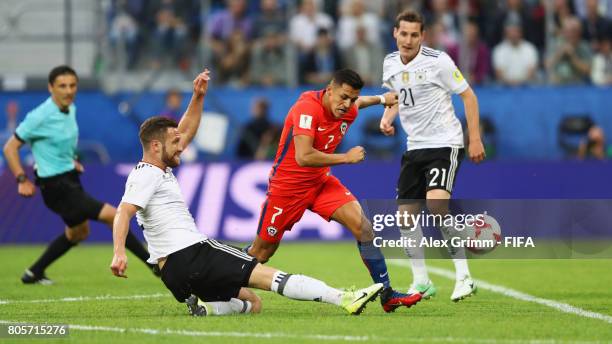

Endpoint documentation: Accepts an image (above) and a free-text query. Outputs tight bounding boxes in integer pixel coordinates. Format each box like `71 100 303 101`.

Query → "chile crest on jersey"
314 119 352 153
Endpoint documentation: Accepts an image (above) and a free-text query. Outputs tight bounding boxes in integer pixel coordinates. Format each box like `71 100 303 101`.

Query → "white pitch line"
388 260 612 325
0 281 609 343
0 293 170 305
0 320 607 344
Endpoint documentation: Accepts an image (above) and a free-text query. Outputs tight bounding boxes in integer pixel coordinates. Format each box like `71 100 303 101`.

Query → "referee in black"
2 65 156 284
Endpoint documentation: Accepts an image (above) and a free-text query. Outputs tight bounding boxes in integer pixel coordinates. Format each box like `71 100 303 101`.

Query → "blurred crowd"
105 0 612 87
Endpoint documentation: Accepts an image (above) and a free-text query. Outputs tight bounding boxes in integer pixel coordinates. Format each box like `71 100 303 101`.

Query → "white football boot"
451 276 477 302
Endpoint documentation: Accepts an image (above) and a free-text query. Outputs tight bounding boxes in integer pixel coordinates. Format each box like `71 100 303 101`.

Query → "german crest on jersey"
415 71 426 83
340 122 348 135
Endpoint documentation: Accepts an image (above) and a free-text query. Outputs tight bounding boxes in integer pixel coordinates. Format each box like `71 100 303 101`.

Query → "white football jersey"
121 162 207 264
382 46 469 151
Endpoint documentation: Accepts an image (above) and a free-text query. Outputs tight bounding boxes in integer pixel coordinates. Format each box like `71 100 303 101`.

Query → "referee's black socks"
29 231 151 277
29 233 76 276
124 230 150 264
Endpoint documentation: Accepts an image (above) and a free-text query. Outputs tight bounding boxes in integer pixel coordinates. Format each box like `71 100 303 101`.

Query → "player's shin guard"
270 271 342 306
400 224 430 285
439 225 471 280
357 241 391 289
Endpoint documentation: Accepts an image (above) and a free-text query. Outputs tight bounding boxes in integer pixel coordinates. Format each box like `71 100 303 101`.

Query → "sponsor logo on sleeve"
453 69 465 83
299 114 313 129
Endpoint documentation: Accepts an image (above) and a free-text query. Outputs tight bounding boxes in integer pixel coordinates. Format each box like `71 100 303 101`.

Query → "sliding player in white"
379 11 486 301
110 69 383 316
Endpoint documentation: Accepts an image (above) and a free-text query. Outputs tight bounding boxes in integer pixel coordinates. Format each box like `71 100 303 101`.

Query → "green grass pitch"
1 243 611 343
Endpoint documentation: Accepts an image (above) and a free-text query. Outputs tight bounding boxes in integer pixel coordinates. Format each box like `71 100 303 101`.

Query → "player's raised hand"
469 139 486 163
110 252 128 278
193 69 211 97
18 179 36 197
380 118 395 136
345 146 366 164
382 92 398 107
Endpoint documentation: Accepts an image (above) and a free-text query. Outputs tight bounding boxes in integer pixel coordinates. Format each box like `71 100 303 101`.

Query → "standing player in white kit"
379 11 486 302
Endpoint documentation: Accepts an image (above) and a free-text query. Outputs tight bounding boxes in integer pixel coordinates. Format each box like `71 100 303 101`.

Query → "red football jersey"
268 89 358 196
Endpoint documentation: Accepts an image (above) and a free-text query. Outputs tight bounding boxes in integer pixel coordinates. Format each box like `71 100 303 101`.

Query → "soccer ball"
465 214 502 254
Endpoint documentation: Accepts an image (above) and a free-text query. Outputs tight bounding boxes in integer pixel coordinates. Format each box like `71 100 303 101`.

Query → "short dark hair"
394 10 425 32
317 28 330 37
139 116 178 148
48 65 78 85
331 69 364 90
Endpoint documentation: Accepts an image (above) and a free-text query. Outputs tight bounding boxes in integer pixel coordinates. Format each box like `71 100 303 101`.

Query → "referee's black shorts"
397 147 465 203
160 239 258 303
36 169 105 227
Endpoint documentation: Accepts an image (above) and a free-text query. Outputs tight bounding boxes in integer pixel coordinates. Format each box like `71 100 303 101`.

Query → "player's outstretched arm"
237 288 262 313
110 202 139 278
356 92 398 109
294 135 365 167
3 135 36 197
177 69 210 148
460 87 485 163
379 103 399 136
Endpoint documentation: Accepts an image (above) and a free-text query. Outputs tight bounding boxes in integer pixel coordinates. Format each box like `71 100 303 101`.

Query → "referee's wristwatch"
16 173 27 184
378 95 386 105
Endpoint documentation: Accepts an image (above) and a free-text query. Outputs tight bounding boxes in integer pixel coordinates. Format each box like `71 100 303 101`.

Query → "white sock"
270 271 342 306
453 258 471 281
205 298 252 315
439 224 467 259
438 225 471 280
410 258 430 285
400 226 430 284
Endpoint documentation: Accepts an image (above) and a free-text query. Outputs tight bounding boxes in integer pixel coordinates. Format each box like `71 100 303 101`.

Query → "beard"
161 147 180 168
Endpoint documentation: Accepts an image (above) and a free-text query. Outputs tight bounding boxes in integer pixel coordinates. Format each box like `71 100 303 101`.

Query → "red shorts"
257 175 356 243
